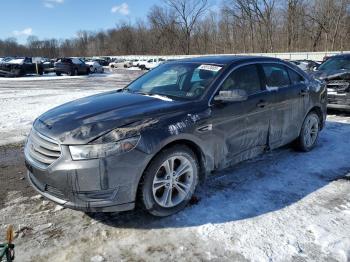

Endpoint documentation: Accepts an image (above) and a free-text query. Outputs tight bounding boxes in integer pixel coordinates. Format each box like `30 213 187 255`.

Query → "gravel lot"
0 71 349 262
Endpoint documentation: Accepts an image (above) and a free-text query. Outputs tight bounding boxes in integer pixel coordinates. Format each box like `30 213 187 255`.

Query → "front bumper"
27 171 135 212
327 91 350 112
25 144 152 212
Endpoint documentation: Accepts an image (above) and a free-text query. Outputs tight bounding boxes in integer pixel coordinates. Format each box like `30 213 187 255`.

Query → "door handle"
257 100 268 108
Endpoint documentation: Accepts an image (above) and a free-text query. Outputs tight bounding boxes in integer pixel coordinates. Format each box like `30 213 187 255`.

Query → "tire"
295 112 320 152
110 65 115 69
56 72 61 76
140 145 199 217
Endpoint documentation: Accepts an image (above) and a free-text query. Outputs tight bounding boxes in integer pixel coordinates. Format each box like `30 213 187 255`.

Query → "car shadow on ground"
88 120 350 229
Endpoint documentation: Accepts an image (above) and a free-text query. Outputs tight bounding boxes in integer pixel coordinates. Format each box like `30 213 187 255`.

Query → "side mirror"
214 89 248 102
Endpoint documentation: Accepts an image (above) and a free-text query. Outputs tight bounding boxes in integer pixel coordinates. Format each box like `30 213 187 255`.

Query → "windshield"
125 62 223 100
318 57 350 71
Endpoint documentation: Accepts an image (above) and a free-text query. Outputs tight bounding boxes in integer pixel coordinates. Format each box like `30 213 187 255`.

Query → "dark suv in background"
25 56 327 216
55 58 90 76
0 57 44 77
312 54 350 111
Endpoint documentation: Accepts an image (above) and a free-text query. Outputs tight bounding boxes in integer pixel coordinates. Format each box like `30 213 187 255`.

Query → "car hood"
311 69 350 81
34 91 185 144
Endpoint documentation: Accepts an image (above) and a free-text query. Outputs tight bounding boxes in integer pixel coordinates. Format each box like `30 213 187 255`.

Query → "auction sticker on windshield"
198 64 222 72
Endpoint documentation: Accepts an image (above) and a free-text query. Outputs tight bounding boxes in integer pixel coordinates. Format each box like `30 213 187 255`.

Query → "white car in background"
140 58 165 70
85 61 104 73
109 59 127 69
132 59 146 67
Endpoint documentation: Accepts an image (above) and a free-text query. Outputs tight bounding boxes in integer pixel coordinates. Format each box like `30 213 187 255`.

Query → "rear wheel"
295 112 320 152
140 145 199 217
56 72 61 76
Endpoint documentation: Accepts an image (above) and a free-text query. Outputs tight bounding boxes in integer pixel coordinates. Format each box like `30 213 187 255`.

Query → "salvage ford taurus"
24 56 327 216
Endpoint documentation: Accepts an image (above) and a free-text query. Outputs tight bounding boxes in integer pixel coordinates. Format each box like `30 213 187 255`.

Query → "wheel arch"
135 138 208 206
308 106 324 130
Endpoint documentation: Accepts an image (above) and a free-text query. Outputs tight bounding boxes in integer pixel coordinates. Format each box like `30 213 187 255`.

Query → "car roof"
174 55 281 66
327 54 350 59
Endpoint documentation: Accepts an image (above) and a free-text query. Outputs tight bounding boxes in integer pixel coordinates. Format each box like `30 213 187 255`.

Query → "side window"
221 64 261 95
72 58 82 64
262 64 290 90
288 68 305 85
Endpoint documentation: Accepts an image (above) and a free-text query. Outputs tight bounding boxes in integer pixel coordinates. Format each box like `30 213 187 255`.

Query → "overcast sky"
0 0 178 43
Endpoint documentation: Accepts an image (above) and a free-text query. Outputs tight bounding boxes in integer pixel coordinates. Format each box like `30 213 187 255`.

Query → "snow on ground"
0 70 143 145
0 72 350 261
0 118 349 261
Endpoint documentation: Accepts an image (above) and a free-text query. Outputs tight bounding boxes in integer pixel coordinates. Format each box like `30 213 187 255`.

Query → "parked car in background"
123 60 133 68
109 59 126 69
134 59 147 67
312 54 350 111
54 58 90 76
139 58 165 70
42 58 55 74
290 60 320 72
25 56 326 217
91 58 109 66
0 57 15 66
99 56 111 65
0 57 44 77
85 60 104 73
131 59 141 67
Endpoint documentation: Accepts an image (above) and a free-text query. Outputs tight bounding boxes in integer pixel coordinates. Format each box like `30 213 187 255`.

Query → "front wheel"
140 145 199 217
295 112 320 152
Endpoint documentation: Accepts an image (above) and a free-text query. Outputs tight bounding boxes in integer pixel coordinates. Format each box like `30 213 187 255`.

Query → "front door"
210 64 272 168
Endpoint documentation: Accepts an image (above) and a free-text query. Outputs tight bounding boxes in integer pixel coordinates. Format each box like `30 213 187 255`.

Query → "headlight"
69 136 140 160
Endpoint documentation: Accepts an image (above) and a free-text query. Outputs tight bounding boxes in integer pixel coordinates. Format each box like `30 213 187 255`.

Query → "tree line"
0 0 349 58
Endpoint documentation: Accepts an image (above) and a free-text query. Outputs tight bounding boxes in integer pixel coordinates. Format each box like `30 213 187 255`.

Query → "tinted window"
72 58 82 64
221 65 261 95
318 57 350 71
262 64 290 89
288 69 305 84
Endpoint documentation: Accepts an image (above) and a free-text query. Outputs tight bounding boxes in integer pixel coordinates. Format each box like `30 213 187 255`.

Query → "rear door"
260 63 307 148
210 64 272 168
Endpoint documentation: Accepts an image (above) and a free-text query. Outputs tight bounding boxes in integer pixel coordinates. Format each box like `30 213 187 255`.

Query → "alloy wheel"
303 115 319 148
152 155 194 208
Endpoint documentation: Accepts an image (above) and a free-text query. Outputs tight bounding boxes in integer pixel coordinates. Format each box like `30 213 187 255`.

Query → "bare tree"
164 0 209 54
0 0 349 57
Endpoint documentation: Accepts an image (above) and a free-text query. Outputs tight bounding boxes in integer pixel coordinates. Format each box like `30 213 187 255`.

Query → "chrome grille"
25 129 61 168
327 80 350 93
